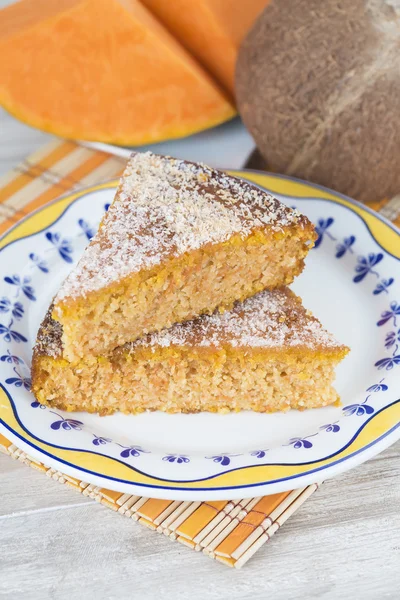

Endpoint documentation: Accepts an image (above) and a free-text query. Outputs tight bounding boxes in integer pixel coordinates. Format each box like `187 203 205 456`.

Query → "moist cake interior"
53 152 316 361
32 289 349 415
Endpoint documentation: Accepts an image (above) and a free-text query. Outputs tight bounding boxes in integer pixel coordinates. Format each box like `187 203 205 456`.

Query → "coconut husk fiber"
236 0 400 203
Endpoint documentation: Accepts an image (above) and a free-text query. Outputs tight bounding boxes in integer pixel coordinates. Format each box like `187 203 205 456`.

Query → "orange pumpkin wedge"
142 0 269 97
0 0 236 145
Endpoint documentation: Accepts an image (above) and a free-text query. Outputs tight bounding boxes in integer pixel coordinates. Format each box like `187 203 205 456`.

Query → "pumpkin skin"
236 0 400 203
0 0 236 145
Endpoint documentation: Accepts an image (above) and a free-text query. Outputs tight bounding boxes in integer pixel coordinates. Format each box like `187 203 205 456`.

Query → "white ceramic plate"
0 171 399 500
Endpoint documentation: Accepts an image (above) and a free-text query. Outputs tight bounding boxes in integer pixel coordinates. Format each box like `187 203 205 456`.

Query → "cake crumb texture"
55 152 311 300
52 153 316 360
32 289 349 416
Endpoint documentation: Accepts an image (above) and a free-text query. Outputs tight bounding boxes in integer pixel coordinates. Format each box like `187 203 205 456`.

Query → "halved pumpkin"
0 0 236 145
142 0 269 96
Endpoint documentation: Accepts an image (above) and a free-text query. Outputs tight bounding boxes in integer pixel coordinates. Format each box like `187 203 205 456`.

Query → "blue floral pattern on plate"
0 350 24 365
31 399 46 409
373 278 394 295
92 435 112 446
4 275 36 301
206 454 241 467
250 450 268 458
163 454 190 464
353 253 384 283
29 253 49 273
377 302 400 327
119 446 149 459
0 298 24 320
45 232 74 263
78 219 96 240
0 203 398 464
49 412 83 431
5 366 31 390
285 434 318 449
314 217 336 248
0 319 28 343
335 235 355 258
0 180 398 498
342 400 374 417
319 423 340 433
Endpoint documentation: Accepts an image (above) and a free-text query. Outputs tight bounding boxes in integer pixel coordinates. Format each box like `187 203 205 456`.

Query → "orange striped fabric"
1 138 399 233
0 140 126 234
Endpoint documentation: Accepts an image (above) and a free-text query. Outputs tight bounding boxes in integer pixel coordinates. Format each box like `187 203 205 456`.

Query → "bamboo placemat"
1 139 399 568
0 433 318 568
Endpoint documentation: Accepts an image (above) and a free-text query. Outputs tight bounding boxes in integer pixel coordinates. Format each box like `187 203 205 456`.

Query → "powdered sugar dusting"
35 289 343 362
55 152 306 302
137 288 341 350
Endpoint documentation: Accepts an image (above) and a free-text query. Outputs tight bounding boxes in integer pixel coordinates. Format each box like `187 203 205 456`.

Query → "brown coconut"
236 0 400 203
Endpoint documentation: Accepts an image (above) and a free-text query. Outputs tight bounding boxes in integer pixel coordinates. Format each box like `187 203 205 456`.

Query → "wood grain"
1 445 399 600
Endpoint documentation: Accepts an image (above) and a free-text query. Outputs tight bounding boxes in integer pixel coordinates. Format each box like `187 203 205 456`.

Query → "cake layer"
32 289 349 415
52 152 316 361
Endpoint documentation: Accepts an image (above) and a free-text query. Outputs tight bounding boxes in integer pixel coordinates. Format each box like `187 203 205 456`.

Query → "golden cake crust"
35 289 346 360
50 153 316 361
54 153 313 304
32 289 349 416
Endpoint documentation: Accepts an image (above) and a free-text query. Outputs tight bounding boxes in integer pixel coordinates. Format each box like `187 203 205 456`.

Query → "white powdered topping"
36 290 342 360
135 289 341 351
55 152 303 302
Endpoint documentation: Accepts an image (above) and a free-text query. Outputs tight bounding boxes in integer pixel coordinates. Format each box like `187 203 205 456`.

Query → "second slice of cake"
53 152 316 361
32 289 348 415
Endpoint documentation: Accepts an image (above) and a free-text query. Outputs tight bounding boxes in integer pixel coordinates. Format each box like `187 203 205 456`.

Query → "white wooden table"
1 109 399 600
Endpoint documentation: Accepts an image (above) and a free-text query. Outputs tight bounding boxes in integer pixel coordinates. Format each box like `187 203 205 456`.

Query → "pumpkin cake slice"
53 152 316 361
32 289 348 415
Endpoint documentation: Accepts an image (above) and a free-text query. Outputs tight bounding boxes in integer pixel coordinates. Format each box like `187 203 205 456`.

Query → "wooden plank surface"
1 108 400 599
1 445 399 600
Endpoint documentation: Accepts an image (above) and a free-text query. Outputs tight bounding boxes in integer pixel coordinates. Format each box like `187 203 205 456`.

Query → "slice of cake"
32 289 348 415
52 152 316 361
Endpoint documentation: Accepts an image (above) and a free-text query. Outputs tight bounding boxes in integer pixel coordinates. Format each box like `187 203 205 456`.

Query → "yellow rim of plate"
1 172 399 492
